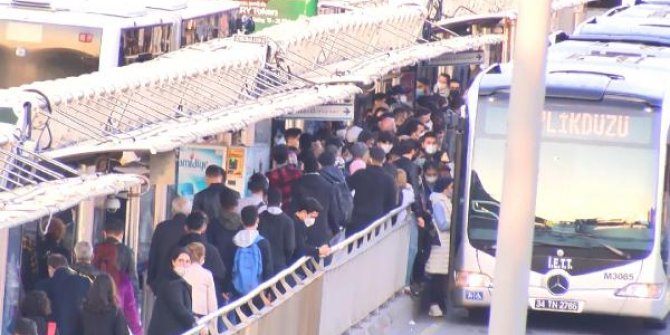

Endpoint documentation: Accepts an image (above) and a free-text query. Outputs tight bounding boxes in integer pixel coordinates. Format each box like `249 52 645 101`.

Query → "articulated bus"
450 41 670 328
0 0 240 89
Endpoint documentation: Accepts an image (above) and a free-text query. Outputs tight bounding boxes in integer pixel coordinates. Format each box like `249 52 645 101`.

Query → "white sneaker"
428 304 444 317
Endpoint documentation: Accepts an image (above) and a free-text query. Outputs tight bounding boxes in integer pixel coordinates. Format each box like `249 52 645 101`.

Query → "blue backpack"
232 235 264 296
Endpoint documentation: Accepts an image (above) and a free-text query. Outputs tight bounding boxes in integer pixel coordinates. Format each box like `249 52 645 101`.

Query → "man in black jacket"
394 139 426 227
258 187 296 274
178 211 227 306
292 197 331 263
147 197 190 290
346 147 398 237
193 165 239 227
290 153 339 244
36 254 91 335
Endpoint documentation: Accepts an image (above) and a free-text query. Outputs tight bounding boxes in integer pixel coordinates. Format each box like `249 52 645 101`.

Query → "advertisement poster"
225 146 246 194
177 145 227 201
225 145 271 196
237 0 317 30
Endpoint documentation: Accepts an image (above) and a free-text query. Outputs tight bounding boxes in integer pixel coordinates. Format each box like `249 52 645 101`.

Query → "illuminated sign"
542 111 629 139
482 104 655 146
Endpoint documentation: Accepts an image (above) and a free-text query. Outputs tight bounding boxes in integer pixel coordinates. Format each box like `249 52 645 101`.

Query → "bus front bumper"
452 286 670 320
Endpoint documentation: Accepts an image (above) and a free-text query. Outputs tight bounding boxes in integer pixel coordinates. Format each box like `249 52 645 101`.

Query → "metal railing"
183 203 412 335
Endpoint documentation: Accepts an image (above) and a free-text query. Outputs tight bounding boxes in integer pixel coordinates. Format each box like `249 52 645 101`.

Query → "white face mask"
425 121 433 131
380 143 393 154
304 217 316 227
425 145 438 155
175 266 187 277
425 176 438 184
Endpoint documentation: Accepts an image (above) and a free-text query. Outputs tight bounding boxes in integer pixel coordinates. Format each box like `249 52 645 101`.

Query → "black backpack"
332 180 354 227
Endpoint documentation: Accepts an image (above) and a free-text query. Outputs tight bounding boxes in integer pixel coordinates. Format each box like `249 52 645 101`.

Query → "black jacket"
292 216 321 262
81 307 129 335
147 270 195 335
94 237 139 299
394 157 423 215
193 183 239 226
147 214 186 289
178 232 227 305
346 165 397 229
36 267 91 335
208 211 242 293
290 173 337 243
258 209 296 274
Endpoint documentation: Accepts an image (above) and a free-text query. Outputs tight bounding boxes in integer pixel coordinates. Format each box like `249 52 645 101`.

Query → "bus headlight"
455 271 493 288
614 283 664 299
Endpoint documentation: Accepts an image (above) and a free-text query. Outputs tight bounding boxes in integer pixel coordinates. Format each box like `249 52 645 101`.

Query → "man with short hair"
267 144 302 211
93 218 139 299
36 254 90 335
231 206 274 297
284 128 302 150
346 147 398 237
292 197 331 262
237 173 268 213
178 211 227 307
434 73 451 97
394 140 426 227
147 197 190 290
72 241 101 281
193 165 239 227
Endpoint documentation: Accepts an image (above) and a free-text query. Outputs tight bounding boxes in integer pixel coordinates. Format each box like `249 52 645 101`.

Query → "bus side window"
662 145 670 271
119 24 173 66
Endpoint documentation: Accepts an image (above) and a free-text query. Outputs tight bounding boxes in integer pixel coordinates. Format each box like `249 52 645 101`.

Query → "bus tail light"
78 33 93 43
615 283 664 299
455 271 493 288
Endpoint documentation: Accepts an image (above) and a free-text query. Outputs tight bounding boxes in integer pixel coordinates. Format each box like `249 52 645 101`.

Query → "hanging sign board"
279 102 355 121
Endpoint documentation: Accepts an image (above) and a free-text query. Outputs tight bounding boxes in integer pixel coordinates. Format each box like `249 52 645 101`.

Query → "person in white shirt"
183 242 218 335
237 173 268 214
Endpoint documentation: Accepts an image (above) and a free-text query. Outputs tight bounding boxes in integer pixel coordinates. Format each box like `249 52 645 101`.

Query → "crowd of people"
8 74 466 335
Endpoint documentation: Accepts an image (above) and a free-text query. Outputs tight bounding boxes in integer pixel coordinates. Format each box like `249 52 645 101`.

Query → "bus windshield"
468 94 660 259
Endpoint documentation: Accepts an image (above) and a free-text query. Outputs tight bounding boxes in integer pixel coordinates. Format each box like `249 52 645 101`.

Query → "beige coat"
425 192 451 275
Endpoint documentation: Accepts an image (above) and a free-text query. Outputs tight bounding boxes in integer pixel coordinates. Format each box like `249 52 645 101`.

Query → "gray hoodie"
233 229 260 248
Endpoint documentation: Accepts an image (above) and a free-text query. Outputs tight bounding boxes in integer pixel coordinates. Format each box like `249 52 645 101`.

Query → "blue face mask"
416 89 425 97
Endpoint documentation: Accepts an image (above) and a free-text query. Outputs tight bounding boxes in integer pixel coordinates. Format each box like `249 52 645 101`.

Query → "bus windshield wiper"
570 232 631 260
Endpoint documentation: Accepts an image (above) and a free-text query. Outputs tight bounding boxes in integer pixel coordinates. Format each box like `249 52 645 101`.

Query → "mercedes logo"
547 274 569 295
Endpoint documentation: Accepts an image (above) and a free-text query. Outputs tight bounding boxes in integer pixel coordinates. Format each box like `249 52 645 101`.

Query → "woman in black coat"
80 273 129 335
148 248 199 335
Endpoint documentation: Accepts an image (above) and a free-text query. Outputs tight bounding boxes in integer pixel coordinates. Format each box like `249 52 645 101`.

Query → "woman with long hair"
80 273 129 335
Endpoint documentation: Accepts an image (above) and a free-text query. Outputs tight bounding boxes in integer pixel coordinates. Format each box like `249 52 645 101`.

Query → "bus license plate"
532 299 581 313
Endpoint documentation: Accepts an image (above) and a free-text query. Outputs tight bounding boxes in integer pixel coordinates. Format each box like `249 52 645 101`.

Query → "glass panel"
468 94 660 259
180 11 234 47
2 226 23 328
0 107 17 125
0 21 101 88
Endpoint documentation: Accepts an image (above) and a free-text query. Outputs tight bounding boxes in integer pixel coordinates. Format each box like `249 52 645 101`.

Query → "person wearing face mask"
376 131 396 155
292 197 331 263
415 107 433 132
448 79 464 111
425 177 453 318
415 78 430 99
148 248 200 335
422 161 440 203
420 132 449 165
401 119 426 142
433 73 450 97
